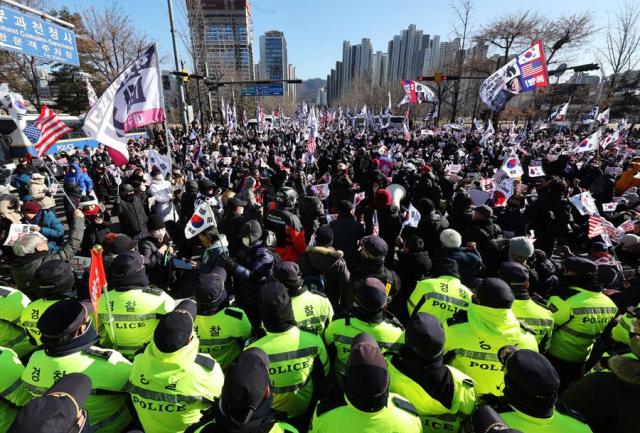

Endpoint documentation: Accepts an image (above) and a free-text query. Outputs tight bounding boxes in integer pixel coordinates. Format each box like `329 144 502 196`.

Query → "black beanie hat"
220 348 271 425
194 269 228 313
432 257 460 279
563 256 601 291
356 278 388 313
315 225 334 246
34 260 75 298
476 278 515 309
153 300 197 353
498 261 530 286
274 261 303 293
345 333 389 412
405 313 446 364
240 220 262 245
38 299 95 350
148 214 165 231
108 251 149 289
258 281 296 332
500 347 560 418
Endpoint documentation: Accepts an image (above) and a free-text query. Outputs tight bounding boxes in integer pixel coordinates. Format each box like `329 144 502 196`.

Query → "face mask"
242 236 252 247
152 229 166 242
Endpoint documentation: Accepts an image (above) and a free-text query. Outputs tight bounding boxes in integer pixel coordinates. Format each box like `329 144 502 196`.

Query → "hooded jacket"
129 337 224 433
444 303 538 396
63 162 94 193
22 208 64 249
28 175 55 209
298 245 350 308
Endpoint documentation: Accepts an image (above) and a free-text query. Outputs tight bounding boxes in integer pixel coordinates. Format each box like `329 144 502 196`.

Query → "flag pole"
38 155 77 210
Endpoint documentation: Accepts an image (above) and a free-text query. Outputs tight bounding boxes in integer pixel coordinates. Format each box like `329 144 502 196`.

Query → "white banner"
83 44 165 165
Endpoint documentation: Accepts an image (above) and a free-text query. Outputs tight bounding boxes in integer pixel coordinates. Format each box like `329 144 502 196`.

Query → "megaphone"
386 183 406 211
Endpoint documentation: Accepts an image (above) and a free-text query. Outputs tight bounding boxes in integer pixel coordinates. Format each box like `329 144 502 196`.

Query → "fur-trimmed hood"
302 245 344 272
609 355 640 386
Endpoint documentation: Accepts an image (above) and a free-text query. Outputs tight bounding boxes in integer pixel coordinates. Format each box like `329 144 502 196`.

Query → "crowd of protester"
0 118 639 433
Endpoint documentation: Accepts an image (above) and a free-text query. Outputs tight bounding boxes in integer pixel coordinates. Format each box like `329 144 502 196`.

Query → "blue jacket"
63 163 94 193
23 209 64 250
11 173 32 200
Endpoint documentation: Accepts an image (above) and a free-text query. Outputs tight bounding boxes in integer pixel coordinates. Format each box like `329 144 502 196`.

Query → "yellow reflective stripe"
268 346 318 362
296 316 328 327
0 378 23 398
4 331 28 348
199 337 237 345
90 402 128 431
559 327 595 339
98 313 162 321
22 380 48 396
519 318 554 327
420 292 468 307
271 376 312 394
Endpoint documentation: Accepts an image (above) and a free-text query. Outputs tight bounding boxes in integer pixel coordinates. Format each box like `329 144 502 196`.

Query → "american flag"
588 215 617 239
27 106 72 157
520 59 544 77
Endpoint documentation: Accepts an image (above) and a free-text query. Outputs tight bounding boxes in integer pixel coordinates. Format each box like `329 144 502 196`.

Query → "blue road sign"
241 83 285 97
0 4 79 66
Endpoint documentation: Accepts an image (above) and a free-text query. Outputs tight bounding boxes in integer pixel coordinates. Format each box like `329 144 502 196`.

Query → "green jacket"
511 298 554 350
20 298 58 347
0 287 35 358
308 393 422 433
291 289 334 335
547 286 617 363
98 286 174 358
387 357 476 433
324 315 404 386
22 346 132 433
499 407 593 433
194 306 252 371
248 326 329 418
0 347 31 432
129 337 224 433
444 304 538 396
408 276 472 323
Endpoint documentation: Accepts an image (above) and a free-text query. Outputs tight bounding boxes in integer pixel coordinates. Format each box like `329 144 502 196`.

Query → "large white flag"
147 149 170 178
83 44 166 166
403 204 421 228
398 80 437 106
0 83 28 130
597 108 610 125
480 122 495 145
569 191 599 216
549 101 569 122
184 201 217 239
501 152 524 178
575 130 601 153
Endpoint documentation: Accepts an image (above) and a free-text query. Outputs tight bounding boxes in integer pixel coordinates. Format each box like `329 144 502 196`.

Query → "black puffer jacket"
298 245 350 309
112 195 149 238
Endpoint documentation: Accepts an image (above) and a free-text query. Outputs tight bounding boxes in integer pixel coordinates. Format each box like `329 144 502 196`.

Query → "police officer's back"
185 348 299 433
97 251 175 358
20 260 76 347
408 257 472 324
325 277 404 387
492 347 592 432
22 299 133 433
0 347 31 431
274 262 334 335
309 333 422 433
387 313 476 433
0 286 35 358
193 270 252 370
247 282 329 420
546 257 617 386
499 262 554 350
444 278 538 396
129 300 224 433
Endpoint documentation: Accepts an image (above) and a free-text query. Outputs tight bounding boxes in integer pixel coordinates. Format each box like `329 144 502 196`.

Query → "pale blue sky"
55 0 621 79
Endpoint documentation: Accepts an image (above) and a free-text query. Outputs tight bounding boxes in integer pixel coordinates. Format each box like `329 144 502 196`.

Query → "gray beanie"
509 237 535 262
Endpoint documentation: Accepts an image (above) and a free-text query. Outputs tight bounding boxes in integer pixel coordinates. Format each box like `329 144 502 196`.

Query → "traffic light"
434 72 442 82
181 68 189 82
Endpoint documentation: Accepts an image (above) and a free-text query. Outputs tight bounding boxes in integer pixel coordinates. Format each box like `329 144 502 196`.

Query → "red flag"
89 247 107 326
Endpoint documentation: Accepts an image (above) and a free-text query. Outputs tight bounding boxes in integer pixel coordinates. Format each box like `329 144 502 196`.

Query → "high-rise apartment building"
259 30 287 94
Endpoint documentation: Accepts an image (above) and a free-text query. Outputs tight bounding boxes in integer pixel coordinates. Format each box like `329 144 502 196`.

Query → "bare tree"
449 0 473 122
599 2 640 96
81 4 151 83
474 11 540 67
539 12 597 67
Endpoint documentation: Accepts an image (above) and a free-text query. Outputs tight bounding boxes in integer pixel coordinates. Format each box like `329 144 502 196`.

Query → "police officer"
444 278 538 396
20 260 77 347
9 373 92 433
193 269 252 370
97 251 175 358
129 299 224 433
498 262 554 350
274 261 334 335
387 313 476 432
345 236 401 314
324 277 404 387
264 187 306 262
22 299 133 433
185 348 299 433
493 347 593 432
546 257 617 387
407 257 472 324
309 333 422 433
0 286 35 358
0 347 31 431
247 281 329 421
